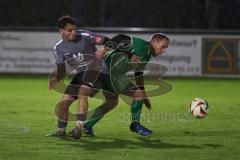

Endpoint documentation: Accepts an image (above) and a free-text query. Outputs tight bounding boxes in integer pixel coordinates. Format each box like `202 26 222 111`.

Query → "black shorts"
64 72 112 99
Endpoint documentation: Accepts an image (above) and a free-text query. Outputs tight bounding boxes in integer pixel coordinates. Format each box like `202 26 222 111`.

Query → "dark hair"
150 33 170 42
58 15 77 29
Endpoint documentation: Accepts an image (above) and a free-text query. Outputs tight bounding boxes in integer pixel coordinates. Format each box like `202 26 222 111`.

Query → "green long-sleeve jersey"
104 34 152 93
131 36 151 65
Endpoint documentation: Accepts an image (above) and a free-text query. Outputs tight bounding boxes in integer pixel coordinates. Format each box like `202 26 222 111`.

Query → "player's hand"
143 97 152 110
48 77 57 91
130 54 141 66
95 47 108 59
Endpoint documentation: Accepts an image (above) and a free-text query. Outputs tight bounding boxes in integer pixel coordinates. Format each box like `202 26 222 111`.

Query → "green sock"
84 117 103 128
131 100 143 122
84 103 113 128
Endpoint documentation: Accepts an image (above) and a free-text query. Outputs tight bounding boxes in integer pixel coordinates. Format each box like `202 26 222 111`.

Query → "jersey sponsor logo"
73 52 84 62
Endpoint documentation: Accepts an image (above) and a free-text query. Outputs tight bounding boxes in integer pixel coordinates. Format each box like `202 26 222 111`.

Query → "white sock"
76 121 84 129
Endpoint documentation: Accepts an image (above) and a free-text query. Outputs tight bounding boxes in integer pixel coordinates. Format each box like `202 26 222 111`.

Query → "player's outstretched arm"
48 74 57 91
48 64 66 90
143 97 152 110
135 69 152 110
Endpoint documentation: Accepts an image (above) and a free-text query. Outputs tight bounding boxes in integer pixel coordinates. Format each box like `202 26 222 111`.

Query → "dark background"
0 0 239 29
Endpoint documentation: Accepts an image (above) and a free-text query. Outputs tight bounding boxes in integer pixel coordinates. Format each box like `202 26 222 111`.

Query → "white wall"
0 31 239 76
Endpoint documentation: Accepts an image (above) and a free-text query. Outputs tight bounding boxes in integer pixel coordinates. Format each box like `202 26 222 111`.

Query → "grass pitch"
0 74 239 160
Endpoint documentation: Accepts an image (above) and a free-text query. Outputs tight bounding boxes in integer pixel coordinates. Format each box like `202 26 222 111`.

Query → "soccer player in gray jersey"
48 15 111 138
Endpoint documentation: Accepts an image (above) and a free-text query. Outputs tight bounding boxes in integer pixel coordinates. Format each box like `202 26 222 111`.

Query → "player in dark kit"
47 15 111 138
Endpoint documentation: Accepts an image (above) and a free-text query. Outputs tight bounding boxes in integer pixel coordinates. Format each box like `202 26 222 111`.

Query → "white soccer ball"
190 98 209 118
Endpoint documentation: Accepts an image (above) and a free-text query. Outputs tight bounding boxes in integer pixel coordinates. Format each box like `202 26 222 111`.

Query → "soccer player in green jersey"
84 33 169 136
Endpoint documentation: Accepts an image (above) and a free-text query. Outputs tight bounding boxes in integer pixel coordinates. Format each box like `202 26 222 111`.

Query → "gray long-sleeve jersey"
53 30 108 74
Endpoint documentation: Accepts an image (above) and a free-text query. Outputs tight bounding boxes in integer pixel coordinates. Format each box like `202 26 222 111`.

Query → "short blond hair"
149 33 169 42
